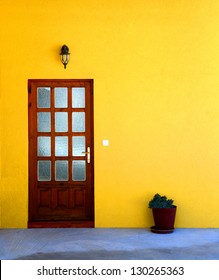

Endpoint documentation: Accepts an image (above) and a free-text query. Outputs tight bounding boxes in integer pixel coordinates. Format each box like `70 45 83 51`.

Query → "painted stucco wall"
1 0 219 228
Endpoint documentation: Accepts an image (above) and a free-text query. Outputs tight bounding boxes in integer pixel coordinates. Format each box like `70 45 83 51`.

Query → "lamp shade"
60 45 70 69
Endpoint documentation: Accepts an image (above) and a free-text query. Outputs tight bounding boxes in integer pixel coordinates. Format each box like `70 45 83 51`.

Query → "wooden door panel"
74 189 85 207
55 188 70 208
36 187 89 221
38 188 52 208
28 79 94 228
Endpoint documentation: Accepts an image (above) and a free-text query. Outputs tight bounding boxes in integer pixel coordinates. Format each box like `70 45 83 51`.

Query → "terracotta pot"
152 206 177 230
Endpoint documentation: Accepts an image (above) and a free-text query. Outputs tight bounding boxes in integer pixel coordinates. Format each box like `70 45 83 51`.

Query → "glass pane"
72 87 85 108
55 161 68 181
55 112 68 132
55 87 68 108
55 136 68 156
37 87 50 108
72 160 86 181
72 136 85 156
72 112 85 132
38 137 51 156
37 112 51 132
38 161 51 181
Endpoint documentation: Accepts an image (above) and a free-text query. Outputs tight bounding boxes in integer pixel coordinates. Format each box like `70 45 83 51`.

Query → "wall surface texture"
1 0 219 228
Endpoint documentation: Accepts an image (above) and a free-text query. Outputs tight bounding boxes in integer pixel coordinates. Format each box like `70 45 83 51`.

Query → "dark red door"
28 79 94 227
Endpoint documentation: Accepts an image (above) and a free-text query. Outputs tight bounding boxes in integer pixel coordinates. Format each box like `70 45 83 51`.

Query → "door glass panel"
72 160 86 181
38 160 51 181
72 87 85 108
55 160 68 181
72 112 85 132
38 137 51 156
37 87 50 108
72 136 85 156
55 87 68 108
55 136 68 156
55 112 68 132
37 112 51 132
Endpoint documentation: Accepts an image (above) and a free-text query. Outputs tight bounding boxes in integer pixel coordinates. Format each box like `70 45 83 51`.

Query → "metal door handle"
82 147 90 163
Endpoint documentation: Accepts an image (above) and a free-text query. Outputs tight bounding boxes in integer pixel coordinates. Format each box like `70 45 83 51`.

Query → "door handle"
82 147 90 163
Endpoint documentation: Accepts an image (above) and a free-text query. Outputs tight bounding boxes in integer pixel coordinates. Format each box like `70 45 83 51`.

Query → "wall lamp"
60 45 70 69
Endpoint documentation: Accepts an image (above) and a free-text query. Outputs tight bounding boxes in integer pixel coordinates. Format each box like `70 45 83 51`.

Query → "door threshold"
28 221 94 228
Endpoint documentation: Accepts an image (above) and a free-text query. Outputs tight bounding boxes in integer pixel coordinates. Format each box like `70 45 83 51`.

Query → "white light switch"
102 139 109 146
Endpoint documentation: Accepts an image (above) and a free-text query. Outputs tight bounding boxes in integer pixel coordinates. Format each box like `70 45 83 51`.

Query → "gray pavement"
0 228 219 260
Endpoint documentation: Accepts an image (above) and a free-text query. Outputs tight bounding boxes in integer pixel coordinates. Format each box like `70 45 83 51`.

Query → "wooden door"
28 79 94 228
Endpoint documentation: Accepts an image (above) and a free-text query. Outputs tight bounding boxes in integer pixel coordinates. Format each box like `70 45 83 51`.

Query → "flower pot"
152 206 177 230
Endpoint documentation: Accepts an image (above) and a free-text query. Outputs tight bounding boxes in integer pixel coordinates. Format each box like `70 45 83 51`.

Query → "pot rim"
152 205 177 209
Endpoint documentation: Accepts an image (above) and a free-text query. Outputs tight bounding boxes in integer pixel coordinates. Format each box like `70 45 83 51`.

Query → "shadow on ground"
16 244 218 260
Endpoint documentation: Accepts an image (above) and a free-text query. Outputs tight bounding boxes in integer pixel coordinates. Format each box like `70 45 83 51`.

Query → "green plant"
148 193 174 208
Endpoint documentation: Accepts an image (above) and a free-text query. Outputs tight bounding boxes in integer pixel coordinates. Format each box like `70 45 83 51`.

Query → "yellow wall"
1 0 219 228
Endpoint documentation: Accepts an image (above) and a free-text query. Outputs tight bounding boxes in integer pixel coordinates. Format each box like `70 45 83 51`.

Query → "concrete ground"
0 228 219 260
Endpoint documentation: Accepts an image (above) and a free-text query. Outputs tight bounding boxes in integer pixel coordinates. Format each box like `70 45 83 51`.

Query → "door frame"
28 79 94 228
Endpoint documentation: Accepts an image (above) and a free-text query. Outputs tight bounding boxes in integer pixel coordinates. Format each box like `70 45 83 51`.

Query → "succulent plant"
148 193 174 208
